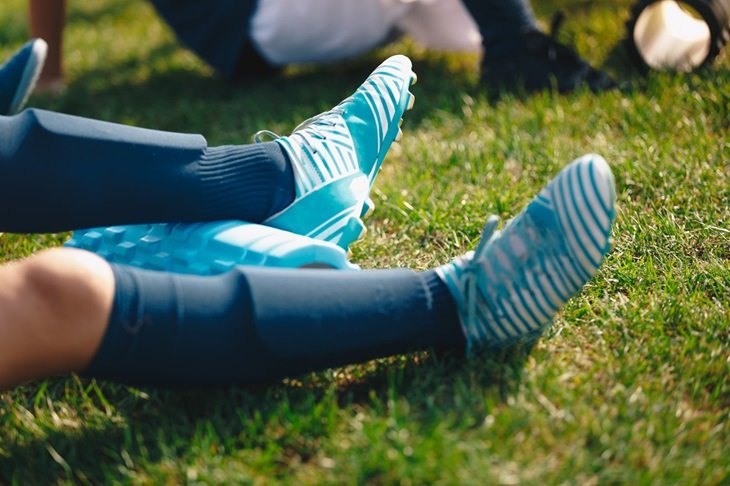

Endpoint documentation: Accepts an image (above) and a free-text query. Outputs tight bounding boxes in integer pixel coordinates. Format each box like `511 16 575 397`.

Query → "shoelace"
467 212 559 296
253 99 350 148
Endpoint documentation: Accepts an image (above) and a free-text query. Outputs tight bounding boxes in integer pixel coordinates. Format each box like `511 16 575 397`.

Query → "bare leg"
29 0 67 92
0 248 114 390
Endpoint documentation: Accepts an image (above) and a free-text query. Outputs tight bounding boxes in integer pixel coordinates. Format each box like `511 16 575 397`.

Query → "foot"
258 54 417 250
482 17 615 93
0 39 48 115
436 154 616 352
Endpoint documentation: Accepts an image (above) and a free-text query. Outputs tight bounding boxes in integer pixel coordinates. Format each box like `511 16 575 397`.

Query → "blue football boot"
258 54 417 249
67 55 416 275
436 154 616 353
0 39 47 116
67 222 358 275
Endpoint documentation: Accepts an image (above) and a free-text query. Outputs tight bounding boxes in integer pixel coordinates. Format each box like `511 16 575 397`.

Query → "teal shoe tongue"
526 196 560 230
342 98 380 177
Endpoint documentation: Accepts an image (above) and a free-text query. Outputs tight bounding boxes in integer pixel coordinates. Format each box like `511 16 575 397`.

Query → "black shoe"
482 13 615 94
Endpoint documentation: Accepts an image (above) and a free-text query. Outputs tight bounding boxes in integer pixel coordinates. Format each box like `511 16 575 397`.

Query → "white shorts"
250 0 482 65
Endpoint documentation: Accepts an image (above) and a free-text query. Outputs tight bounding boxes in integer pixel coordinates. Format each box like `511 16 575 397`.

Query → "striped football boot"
0 38 47 116
259 54 417 249
67 55 416 275
436 154 616 353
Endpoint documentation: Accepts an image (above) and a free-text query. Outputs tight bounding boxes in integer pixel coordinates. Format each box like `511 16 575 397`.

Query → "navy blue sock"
84 264 465 388
461 0 539 56
0 109 294 233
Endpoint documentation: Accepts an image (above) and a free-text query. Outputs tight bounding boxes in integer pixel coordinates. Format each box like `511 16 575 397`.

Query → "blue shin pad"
66 221 358 274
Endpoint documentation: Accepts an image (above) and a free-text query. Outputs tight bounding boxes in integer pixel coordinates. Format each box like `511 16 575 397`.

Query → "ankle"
198 142 295 222
420 269 467 352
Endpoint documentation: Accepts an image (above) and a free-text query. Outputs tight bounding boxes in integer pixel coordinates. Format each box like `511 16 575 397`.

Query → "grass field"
1 0 728 483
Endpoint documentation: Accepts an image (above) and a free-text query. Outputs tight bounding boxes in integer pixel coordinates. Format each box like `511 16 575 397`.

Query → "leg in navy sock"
461 0 538 33
460 0 539 55
84 264 465 388
461 0 615 92
0 109 294 233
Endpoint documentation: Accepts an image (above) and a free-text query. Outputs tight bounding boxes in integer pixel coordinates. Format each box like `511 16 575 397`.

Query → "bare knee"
0 248 115 388
21 248 115 320
21 248 115 358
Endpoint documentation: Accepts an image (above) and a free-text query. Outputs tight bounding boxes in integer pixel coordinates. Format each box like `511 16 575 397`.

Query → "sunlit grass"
1 0 728 483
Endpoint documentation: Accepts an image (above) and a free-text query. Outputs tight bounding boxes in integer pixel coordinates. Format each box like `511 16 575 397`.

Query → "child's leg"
85 155 615 388
462 0 615 93
84 263 464 388
0 248 114 390
0 54 414 248
395 0 483 54
0 109 294 233
1 154 615 391
249 0 414 65
460 0 537 45
0 247 463 391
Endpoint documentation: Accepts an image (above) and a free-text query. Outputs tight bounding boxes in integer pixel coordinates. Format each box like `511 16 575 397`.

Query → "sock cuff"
82 263 140 379
419 270 467 352
198 142 294 222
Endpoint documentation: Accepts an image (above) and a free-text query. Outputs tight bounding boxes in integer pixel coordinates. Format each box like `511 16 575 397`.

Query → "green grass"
1 0 728 483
